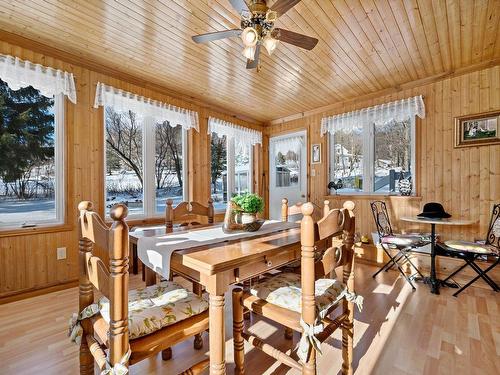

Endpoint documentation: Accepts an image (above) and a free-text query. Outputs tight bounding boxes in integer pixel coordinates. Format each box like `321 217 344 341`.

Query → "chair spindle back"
78 201 130 367
165 199 214 229
300 201 356 328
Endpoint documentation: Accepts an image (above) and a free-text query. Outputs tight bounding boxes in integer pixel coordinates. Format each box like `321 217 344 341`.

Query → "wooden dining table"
129 223 302 374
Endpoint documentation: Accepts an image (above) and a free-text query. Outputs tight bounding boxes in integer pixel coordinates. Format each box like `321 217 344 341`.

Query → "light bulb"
262 34 279 55
242 45 256 60
240 27 258 47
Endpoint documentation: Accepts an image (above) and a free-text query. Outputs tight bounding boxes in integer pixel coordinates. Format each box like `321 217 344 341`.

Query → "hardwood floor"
0 263 498 375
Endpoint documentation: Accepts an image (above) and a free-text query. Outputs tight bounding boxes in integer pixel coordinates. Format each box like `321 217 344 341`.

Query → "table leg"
429 223 439 294
209 293 226 374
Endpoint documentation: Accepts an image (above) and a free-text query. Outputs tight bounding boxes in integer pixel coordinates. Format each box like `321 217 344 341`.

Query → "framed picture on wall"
454 110 500 148
311 143 321 164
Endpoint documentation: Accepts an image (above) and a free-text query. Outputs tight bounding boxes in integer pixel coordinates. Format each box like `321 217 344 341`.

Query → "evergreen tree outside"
0 79 55 200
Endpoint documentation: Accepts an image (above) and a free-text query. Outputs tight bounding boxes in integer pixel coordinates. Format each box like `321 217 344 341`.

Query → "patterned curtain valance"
272 136 303 156
208 117 262 152
321 95 425 136
94 82 199 132
0 54 77 103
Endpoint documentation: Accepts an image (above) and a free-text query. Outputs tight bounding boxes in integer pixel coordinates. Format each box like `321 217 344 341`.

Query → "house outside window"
323 96 424 195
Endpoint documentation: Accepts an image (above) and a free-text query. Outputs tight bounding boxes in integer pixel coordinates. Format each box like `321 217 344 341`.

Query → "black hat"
417 202 451 219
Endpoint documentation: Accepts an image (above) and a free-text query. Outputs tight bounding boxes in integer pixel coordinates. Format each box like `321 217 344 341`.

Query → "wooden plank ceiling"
0 0 498 123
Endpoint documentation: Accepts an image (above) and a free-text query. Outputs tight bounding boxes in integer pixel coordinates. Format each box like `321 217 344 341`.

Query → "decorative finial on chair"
301 202 314 216
110 204 128 221
343 201 355 211
78 201 93 212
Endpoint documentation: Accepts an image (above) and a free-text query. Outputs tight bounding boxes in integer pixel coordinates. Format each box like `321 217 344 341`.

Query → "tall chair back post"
341 201 356 375
299 203 317 374
78 201 95 374
166 199 174 230
323 200 331 218
107 205 130 366
281 198 289 222
207 198 214 224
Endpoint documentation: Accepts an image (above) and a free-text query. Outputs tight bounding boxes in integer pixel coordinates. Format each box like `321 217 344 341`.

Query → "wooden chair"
232 201 359 375
166 198 214 229
281 198 327 223
76 201 209 375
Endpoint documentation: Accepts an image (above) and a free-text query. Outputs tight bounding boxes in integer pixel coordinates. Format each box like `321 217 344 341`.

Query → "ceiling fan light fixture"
262 34 279 55
242 45 257 60
241 27 258 47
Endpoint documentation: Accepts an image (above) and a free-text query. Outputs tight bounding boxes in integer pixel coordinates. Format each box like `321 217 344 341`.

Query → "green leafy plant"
231 193 264 214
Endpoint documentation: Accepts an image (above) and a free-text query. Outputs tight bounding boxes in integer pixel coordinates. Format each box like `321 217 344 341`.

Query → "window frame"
210 134 253 213
329 116 416 195
103 110 188 219
0 93 65 230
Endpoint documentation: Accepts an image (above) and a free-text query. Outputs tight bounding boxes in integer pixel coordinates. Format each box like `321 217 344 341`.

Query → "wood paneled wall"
0 40 263 300
265 65 500 244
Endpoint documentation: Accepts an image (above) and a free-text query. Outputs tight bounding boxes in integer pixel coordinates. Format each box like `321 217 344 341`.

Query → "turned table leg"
209 293 226 374
232 288 245 374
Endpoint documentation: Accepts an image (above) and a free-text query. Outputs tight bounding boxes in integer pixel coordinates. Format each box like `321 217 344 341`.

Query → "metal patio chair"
371 201 429 290
438 203 499 297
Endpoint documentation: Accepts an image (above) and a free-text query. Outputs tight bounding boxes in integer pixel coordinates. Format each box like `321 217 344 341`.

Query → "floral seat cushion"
441 240 498 256
381 234 428 248
250 273 349 319
98 281 209 339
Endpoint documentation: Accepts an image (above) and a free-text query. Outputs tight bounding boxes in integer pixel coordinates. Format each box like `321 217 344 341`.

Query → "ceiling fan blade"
273 28 318 50
228 0 250 14
270 0 302 17
192 29 242 44
246 44 261 69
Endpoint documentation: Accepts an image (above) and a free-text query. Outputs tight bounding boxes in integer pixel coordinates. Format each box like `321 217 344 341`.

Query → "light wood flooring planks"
0 263 498 374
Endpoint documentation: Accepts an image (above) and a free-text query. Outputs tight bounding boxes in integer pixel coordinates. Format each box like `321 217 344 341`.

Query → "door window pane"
105 108 144 215
235 144 250 194
211 133 227 210
155 123 184 213
330 130 363 193
374 120 412 193
0 79 62 227
275 150 300 188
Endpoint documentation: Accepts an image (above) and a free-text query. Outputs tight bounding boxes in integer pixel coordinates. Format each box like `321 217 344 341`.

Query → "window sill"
0 223 73 238
325 194 422 200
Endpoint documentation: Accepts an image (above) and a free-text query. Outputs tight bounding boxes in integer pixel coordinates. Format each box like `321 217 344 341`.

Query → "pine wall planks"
265 65 500 246
0 40 263 300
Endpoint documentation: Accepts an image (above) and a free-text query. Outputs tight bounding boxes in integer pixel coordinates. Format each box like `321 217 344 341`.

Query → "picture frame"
311 143 321 164
454 110 500 148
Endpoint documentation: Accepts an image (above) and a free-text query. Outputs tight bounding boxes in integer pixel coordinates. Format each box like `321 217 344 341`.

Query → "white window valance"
272 136 303 156
0 54 77 103
94 82 199 132
208 117 262 152
321 95 425 136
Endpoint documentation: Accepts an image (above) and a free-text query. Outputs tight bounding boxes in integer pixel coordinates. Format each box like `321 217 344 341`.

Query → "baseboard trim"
0 279 79 305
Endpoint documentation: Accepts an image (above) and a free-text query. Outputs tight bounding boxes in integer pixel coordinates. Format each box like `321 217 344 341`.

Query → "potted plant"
231 193 264 224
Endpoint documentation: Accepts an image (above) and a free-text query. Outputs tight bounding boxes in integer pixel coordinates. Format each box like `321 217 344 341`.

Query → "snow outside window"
104 106 188 218
210 133 253 212
0 80 65 228
329 117 416 195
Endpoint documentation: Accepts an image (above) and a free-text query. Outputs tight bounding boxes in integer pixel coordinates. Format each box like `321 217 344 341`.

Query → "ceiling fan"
191 0 319 70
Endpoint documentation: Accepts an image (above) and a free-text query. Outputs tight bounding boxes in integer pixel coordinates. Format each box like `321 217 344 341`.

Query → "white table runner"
137 220 299 279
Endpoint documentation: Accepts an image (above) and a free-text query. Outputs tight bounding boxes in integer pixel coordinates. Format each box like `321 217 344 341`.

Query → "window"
329 118 415 194
210 135 253 211
0 79 64 228
105 107 187 217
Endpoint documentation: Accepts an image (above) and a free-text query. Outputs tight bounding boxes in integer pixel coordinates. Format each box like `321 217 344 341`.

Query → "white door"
269 131 307 220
